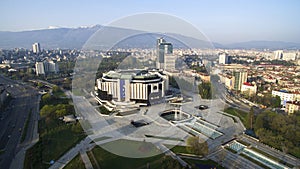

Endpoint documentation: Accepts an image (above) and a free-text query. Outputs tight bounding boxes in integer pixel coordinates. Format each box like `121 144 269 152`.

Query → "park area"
24 86 86 169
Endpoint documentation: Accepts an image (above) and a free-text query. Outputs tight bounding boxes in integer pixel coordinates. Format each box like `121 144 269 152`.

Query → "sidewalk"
80 151 93 169
49 137 93 169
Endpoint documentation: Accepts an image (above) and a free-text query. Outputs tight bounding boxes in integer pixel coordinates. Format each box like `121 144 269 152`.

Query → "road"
211 75 251 112
208 147 264 169
0 75 40 169
239 135 300 167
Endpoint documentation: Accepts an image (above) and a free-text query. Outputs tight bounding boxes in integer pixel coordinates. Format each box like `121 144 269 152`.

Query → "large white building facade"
219 53 231 64
272 90 300 106
96 69 168 106
32 43 41 54
35 62 45 75
35 60 59 75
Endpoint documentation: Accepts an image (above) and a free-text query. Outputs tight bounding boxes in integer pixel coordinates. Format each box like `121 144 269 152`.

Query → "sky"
0 0 299 44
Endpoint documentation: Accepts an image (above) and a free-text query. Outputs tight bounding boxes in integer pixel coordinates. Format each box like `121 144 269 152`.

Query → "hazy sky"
0 0 299 44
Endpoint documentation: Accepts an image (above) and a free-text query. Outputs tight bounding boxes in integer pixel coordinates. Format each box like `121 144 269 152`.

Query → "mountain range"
0 25 299 50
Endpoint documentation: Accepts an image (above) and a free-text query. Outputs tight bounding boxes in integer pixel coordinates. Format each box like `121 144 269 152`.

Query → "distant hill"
0 26 101 49
0 26 299 50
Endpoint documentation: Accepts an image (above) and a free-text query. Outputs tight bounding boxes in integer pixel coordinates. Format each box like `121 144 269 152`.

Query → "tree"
41 93 52 105
198 82 212 99
270 114 287 133
169 76 179 89
161 156 183 169
186 136 209 156
246 107 255 129
253 110 300 158
271 96 281 108
255 128 274 143
52 85 61 93
37 82 43 88
254 113 264 132
71 123 83 133
40 105 55 117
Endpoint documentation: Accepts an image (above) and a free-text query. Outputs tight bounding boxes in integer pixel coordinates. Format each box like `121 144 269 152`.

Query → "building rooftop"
103 69 163 81
243 82 254 86
286 101 300 106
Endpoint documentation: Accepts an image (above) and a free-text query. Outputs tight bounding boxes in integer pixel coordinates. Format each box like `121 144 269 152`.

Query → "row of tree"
248 94 281 108
249 109 300 158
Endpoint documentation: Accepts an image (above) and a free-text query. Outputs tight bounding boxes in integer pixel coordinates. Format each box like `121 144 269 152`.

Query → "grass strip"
236 140 251 146
21 110 32 143
240 153 272 169
250 147 294 168
63 153 85 169
145 135 184 142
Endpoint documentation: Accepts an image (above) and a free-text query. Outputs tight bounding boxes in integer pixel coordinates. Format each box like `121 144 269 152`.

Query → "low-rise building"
164 54 177 71
241 82 257 96
272 90 299 106
285 101 300 115
197 72 210 83
219 73 234 90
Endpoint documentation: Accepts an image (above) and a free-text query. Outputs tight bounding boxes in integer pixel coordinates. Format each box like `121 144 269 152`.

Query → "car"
197 105 209 110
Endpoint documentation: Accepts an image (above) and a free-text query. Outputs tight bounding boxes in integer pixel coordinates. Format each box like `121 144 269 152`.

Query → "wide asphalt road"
0 75 39 169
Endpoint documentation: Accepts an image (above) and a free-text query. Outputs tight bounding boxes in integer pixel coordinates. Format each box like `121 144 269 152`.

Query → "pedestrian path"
154 143 189 168
80 151 93 169
49 137 93 169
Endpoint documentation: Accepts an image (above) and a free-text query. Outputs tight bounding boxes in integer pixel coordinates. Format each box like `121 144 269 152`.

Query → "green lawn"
63 154 85 169
100 139 162 158
145 135 184 142
89 140 184 169
87 150 100 169
184 158 225 169
236 140 251 146
24 87 86 169
52 89 66 98
24 124 86 169
165 145 190 154
21 109 32 143
224 107 247 125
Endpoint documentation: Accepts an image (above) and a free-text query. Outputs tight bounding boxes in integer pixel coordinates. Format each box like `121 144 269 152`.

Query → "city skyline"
0 0 300 44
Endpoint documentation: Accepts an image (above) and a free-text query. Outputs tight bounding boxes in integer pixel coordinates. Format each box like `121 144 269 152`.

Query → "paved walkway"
49 137 93 169
80 151 93 169
154 143 189 168
49 136 121 169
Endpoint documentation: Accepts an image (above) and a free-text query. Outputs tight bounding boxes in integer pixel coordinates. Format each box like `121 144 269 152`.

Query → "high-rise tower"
156 38 173 69
233 70 248 91
32 43 41 54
